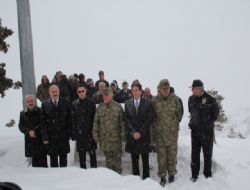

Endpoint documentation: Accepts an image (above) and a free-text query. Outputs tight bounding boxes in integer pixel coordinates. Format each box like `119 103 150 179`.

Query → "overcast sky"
0 0 250 125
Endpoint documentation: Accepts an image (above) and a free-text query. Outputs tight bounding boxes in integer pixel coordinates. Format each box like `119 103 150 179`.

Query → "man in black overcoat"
41 85 72 167
124 83 154 179
72 85 97 169
18 95 47 167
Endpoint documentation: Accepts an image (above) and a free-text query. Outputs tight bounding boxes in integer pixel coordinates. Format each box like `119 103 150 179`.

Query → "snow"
1 0 250 189
1 131 250 190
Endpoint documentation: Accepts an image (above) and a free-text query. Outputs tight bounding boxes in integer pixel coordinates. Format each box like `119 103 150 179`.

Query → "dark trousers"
79 150 97 169
50 154 67 167
191 130 213 178
32 153 47 167
131 153 150 179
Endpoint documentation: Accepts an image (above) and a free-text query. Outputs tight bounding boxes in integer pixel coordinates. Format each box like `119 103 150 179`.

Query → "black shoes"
159 176 175 187
190 176 198 182
168 175 175 183
204 173 212 178
160 177 166 187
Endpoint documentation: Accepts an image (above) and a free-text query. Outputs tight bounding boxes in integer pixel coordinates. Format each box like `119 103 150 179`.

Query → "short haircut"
99 81 106 87
77 84 87 90
99 70 104 75
25 94 35 101
131 83 142 91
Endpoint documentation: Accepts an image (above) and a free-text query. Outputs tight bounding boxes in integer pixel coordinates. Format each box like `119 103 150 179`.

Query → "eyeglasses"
78 90 85 93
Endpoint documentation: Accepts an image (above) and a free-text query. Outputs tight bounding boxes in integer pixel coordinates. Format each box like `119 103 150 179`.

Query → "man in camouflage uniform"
93 87 125 174
153 79 183 186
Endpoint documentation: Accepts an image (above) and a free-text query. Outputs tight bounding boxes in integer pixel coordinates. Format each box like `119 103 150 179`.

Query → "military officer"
93 87 125 174
153 79 183 186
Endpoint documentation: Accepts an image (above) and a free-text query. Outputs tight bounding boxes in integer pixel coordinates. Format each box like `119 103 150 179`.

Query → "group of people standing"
18 70 219 187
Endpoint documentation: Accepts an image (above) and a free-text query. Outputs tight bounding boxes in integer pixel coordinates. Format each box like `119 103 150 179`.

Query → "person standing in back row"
95 70 109 90
188 79 219 182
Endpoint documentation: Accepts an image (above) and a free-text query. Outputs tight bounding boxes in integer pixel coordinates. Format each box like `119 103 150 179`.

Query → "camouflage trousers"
156 143 177 178
104 151 122 174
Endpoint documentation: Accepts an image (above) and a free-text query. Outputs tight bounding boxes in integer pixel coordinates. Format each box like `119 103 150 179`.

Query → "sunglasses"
78 90 85 93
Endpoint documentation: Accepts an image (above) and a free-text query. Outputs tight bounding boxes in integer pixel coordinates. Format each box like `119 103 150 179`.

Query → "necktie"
135 100 139 111
54 100 58 107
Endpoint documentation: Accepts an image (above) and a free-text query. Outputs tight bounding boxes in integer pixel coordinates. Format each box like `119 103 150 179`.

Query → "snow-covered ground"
1 0 250 189
1 125 250 190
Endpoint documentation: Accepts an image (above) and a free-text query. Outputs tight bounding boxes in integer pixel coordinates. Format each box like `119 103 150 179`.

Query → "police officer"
188 80 219 182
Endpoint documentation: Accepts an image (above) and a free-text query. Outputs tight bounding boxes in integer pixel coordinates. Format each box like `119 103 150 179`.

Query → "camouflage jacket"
93 100 125 153
153 94 183 146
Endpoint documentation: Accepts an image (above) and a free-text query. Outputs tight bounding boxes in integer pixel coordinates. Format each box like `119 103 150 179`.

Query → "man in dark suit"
41 85 72 167
124 83 154 179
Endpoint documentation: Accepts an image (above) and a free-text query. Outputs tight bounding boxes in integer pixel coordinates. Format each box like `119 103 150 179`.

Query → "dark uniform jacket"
86 86 97 100
41 98 72 155
72 98 97 152
95 80 109 90
115 89 132 103
188 92 219 135
124 98 154 153
18 106 46 157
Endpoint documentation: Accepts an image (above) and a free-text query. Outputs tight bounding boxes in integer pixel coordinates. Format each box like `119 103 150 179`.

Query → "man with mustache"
41 85 72 167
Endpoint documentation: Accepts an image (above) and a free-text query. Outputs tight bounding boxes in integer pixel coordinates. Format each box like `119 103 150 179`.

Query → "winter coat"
68 81 78 103
124 98 154 153
18 106 46 157
115 89 132 103
36 83 50 102
95 80 109 90
41 98 72 155
53 80 71 101
188 92 219 135
153 94 183 146
72 98 97 152
86 86 97 100
92 91 103 104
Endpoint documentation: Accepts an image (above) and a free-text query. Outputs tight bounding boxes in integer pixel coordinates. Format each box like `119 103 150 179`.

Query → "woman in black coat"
72 85 97 168
124 83 154 179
